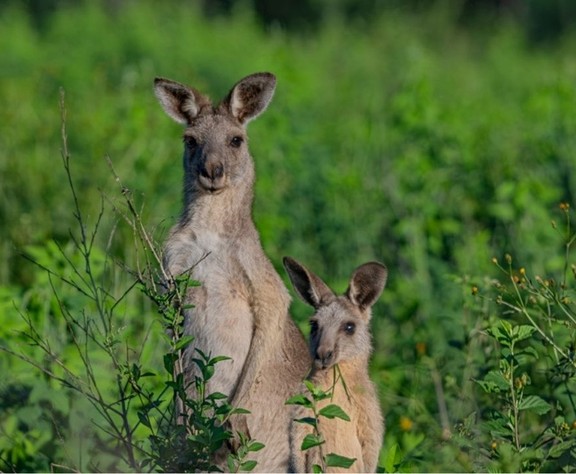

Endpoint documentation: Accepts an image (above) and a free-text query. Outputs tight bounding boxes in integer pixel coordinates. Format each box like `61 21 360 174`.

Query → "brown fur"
283 257 387 473
154 73 310 472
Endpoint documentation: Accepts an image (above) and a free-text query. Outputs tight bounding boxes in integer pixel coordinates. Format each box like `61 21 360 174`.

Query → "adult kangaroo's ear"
346 262 388 312
283 257 334 309
223 72 276 125
154 77 211 125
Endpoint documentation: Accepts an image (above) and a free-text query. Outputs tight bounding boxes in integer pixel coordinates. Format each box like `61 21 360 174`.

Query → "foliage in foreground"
0 96 262 472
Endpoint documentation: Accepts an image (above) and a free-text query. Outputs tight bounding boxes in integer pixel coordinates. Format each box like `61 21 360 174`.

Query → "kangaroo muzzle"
198 159 225 191
314 348 335 369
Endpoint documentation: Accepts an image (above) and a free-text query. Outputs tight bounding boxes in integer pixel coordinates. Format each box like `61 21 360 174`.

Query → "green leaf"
286 393 313 408
163 353 176 373
487 324 512 347
479 370 509 392
215 404 234 416
484 419 513 438
248 441 265 452
206 392 228 401
240 460 257 471
302 434 324 451
174 335 195 352
294 416 318 427
131 363 141 379
513 324 536 342
325 453 356 469
137 411 151 428
227 455 236 473
194 348 209 361
517 395 552 415
304 380 317 393
384 443 399 473
304 380 332 401
319 404 351 421
203 364 215 381
312 465 323 473
211 355 233 364
549 438 576 458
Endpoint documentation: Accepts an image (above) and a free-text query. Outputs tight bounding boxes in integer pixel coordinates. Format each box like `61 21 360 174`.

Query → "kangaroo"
154 73 310 471
283 257 387 473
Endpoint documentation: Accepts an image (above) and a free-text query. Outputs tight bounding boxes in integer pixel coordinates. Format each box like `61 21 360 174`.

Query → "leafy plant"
286 370 356 473
0 90 262 472
468 204 576 472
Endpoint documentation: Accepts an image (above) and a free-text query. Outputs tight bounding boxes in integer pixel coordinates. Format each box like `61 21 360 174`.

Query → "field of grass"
2 1 576 471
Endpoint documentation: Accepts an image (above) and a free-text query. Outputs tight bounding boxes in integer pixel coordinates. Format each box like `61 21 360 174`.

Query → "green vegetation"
1 1 576 471
287 376 359 472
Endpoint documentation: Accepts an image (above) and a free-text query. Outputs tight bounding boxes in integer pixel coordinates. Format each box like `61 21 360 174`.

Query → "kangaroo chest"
166 229 256 396
166 228 288 395
314 374 369 468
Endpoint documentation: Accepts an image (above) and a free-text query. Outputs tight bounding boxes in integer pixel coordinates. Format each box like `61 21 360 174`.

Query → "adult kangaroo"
154 73 310 471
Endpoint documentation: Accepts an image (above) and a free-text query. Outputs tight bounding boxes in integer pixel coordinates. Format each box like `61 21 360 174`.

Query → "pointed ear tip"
282 256 301 271
153 78 172 92
258 71 276 80
369 261 388 276
253 72 277 89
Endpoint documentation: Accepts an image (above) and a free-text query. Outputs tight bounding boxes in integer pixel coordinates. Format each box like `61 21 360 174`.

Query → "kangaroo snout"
314 347 334 369
198 160 225 190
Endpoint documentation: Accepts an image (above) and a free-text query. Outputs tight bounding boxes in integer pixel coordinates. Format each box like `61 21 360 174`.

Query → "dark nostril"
213 163 224 179
315 350 333 364
199 163 224 181
199 165 210 178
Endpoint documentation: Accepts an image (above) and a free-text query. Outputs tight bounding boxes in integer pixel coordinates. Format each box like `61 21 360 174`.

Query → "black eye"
230 136 243 148
343 322 356 335
184 135 198 149
310 320 319 335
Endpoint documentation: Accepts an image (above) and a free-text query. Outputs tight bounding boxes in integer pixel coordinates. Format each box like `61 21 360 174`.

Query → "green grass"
2 1 576 471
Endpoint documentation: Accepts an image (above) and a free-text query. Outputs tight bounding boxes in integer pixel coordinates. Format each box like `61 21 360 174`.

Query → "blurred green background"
1 0 576 471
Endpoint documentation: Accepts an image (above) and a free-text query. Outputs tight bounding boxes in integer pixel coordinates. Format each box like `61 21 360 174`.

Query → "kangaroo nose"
315 349 334 368
200 162 224 181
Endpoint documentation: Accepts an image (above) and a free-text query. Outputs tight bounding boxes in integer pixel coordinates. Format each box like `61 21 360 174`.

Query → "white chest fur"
164 230 254 397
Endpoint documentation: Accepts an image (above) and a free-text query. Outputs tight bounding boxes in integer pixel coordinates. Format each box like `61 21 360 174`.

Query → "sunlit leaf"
286 394 313 408
325 453 356 469
302 434 324 451
517 395 552 415
318 404 350 421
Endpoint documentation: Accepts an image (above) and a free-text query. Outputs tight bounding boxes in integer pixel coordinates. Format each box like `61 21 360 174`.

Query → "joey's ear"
154 77 211 125
345 262 388 312
222 72 276 125
283 257 334 309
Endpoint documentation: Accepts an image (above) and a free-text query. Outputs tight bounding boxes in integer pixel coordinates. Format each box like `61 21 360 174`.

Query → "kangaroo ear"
223 72 276 125
283 257 334 309
154 77 211 125
345 262 387 312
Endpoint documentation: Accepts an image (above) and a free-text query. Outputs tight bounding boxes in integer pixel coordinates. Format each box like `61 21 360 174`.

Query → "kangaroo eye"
310 320 319 335
230 136 243 148
184 135 198 149
343 322 356 335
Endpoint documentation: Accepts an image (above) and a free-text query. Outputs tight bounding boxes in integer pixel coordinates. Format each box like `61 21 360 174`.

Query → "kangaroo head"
283 257 387 371
154 73 276 197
